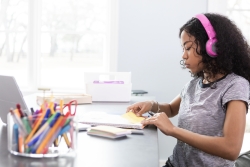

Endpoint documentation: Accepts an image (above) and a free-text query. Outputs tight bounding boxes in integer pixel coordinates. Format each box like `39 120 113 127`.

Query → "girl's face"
180 30 204 74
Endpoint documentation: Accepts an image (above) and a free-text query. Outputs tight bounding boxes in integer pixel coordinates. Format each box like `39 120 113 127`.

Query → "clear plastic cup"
7 112 78 158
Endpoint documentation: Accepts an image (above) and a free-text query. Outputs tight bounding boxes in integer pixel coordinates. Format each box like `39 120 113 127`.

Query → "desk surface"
0 95 159 167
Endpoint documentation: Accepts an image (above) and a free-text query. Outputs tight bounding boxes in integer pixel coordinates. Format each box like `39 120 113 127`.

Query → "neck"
203 73 225 84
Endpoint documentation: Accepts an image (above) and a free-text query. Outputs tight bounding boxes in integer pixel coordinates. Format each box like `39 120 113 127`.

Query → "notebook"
78 111 145 129
87 125 131 139
0 75 29 124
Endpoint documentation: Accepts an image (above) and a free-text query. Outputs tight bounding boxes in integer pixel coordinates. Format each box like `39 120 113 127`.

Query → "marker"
10 109 28 136
49 102 55 114
30 108 35 115
30 127 50 153
22 117 32 134
13 124 19 151
36 116 66 154
16 104 24 117
58 124 70 136
40 108 51 127
61 112 71 147
25 106 48 144
27 112 61 146
30 112 61 152
60 100 64 114
18 132 24 153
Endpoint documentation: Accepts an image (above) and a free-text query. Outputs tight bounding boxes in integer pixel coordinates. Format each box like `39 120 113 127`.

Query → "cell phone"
132 90 148 95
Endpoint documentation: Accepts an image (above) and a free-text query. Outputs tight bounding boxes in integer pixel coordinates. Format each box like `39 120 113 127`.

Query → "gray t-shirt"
169 73 249 167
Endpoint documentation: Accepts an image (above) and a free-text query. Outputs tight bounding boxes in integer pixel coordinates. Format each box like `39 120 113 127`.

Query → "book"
78 111 145 129
87 125 131 139
37 93 92 105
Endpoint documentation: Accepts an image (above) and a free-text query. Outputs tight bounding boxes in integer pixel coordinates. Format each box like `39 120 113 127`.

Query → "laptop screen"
0 75 28 124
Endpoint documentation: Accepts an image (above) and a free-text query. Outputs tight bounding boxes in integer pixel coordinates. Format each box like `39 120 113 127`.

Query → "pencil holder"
7 112 78 158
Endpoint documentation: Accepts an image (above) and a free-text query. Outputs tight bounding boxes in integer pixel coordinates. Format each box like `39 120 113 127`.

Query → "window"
0 0 118 91
226 0 250 43
208 0 250 43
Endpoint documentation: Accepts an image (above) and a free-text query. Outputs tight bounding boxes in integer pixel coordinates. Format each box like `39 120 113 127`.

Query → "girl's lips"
185 64 190 68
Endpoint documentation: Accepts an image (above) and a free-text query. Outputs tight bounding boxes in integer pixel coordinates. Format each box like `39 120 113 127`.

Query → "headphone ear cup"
206 39 218 57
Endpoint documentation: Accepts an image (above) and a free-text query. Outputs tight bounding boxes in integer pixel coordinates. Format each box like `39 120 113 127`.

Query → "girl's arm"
142 100 246 160
126 95 181 117
151 95 181 118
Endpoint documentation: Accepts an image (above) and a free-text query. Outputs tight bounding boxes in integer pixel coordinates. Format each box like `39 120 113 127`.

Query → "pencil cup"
7 112 78 158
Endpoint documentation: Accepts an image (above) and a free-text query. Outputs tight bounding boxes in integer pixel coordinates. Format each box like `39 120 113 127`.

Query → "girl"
127 13 250 167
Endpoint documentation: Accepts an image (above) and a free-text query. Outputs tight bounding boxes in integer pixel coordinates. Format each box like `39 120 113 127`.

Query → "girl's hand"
141 112 175 136
126 101 152 116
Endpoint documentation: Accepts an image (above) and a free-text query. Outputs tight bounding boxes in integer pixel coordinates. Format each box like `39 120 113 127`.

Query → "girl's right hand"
126 101 153 116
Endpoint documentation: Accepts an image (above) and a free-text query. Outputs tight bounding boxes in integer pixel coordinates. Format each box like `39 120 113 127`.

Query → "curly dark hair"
179 13 250 83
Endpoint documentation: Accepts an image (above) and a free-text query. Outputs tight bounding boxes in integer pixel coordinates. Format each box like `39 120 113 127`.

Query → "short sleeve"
222 77 250 112
180 81 191 99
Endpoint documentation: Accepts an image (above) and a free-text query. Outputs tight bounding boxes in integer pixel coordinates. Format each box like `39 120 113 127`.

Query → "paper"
78 111 145 129
121 111 145 124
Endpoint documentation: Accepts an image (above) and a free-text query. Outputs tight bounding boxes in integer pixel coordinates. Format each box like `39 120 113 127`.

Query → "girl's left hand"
141 112 175 136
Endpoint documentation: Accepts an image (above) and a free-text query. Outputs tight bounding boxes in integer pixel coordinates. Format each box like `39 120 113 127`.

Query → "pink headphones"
195 14 218 57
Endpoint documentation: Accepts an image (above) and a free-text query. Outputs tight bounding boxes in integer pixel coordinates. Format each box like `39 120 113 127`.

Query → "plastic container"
7 112 78 158
84 72 132 102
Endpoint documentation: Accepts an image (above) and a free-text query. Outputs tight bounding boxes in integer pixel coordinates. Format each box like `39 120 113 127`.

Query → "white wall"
117 0 207 161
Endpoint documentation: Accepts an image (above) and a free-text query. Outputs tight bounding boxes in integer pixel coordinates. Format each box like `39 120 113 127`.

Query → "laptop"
0 75 29 124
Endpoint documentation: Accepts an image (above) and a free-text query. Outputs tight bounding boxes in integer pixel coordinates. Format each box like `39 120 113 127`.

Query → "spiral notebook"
78 111 145 129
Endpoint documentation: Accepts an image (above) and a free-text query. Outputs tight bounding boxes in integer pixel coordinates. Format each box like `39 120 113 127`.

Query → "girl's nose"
182 51 188 60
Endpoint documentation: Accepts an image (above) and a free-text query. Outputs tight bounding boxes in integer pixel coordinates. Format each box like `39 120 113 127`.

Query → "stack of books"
87 126 131 139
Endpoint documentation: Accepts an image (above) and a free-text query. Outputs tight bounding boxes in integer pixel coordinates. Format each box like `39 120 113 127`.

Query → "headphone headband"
195 14 216 40
195 14 218 57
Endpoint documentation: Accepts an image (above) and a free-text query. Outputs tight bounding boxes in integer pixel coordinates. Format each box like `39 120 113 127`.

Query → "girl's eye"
182 47 191 52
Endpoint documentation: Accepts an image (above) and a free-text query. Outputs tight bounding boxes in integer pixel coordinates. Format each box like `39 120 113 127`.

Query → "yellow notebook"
78 111 145 129
121 111 145 123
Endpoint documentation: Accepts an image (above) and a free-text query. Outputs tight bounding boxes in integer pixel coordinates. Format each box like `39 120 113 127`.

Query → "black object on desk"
132 90 148 96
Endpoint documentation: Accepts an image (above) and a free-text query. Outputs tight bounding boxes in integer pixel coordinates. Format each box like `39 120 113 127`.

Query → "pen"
148 111 155 117
13 124 19 151
10 109 28 136
32 108 43 128
36 116 65 154
61 113 72 148
30 112 61 152
40 108 51 127
22 116 32 134
30 107 35 115
18 132 24 153
55 118 69 148
59 99 64 114
30 126 51 153
16 104 24 117
49 102 55 114
25 106 48 144
58 124 70 136
28 111 61 146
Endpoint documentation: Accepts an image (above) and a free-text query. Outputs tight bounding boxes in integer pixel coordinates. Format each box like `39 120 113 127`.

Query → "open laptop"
0 75 29 124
